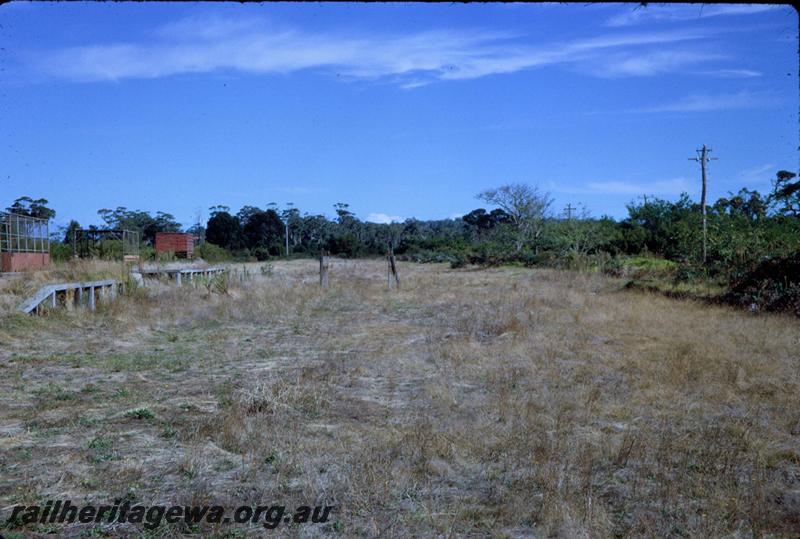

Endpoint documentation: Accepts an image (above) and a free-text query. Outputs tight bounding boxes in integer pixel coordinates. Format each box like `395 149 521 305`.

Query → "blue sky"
1 2 798 229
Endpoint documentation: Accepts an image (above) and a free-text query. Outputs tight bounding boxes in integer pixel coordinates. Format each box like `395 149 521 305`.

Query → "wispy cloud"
551 178 692 196
588 178 692 196
33 14 716 86
583 50 725 77
366 212 404 224
624 91 772 113
697 68 762 78
606 4 782 27
738 163 776 185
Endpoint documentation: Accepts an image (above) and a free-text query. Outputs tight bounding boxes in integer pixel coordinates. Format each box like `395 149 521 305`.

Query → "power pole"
564 203 576 220
689 145 718 263
283 202 294 257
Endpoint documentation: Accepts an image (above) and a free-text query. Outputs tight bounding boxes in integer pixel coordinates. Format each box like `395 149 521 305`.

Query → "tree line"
6 169 798 281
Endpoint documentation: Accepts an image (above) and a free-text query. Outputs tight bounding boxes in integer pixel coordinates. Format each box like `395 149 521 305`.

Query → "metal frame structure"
0 212 50 254
73 229 140 261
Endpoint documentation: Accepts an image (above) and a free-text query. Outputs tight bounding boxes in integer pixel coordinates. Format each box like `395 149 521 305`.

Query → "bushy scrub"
725 251 800 315
194 242 231 263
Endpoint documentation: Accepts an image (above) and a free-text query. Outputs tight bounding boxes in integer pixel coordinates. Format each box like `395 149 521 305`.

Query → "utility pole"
564 203 576 220
283 202 293 257
689 145 718 263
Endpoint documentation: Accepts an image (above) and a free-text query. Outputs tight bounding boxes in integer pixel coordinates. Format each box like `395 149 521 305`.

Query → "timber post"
319 251 329 288
387 241 400 290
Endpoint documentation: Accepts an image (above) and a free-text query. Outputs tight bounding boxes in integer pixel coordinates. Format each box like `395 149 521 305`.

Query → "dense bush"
195 242 232 263
325 233 361 258
50 242 72 262
724 252 800 315
252 246 271 261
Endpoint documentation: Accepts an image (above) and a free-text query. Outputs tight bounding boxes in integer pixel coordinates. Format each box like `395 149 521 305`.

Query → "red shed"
155 232 195 259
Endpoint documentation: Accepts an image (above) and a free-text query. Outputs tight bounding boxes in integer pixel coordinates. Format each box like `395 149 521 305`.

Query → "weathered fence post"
387 241 400 290
319 251 329 288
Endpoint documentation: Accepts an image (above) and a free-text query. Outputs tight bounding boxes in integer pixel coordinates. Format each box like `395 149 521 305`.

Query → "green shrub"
724 251 800 315
674 262 707 283
125 407 155 420
450 253 468 269
50 242 72 262
207 272 230 295
195 242 232 263
156 250 176 263
252 246 271 261
139 245 155 260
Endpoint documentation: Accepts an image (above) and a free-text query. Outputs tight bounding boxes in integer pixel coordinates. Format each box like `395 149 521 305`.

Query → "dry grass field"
1 259 798 538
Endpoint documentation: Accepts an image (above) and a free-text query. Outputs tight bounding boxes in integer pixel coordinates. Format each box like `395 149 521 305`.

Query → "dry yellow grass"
0 259 798 537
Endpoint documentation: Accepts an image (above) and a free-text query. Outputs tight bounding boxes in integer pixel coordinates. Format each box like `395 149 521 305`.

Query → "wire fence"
0 212 50 254
74 229 140 260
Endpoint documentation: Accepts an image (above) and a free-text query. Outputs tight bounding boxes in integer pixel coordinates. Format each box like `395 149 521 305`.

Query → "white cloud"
738 163 776 185
366 212 404 224
551 178 692 196
586 178 692 196
399 79 433 90
698 68 762 78
155 13 265 41
34 15 714 86
584 50 725 77
625 91 771 113
605 4 782 27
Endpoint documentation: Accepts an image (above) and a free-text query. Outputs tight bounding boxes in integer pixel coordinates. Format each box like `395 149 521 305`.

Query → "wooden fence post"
387 241 400 290
319 251 329 288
